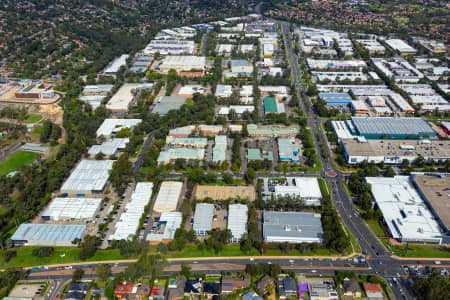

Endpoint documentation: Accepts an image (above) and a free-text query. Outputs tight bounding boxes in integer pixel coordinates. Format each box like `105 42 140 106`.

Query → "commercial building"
398 84 450 111
318 93 352 111
177 85 207 97
259 86 288 100
193 203 214 235
158 56 206 74
264 97 285 114
103 54 129 76
228 204 248 242
355 39 385 54
248 148 272 161
306 59 366 70
109 182 153 241
213 135 227 162
153 181 183 213
81 85 113 109
365 176 442 243
277 137 301 162
199 125 223 135
42 197 102 221
263 211 323 243
217 105 255 115
61 160 114 195
352 100 369 114
88 138 129 156
274 177 322 206
385 39 417 54
96 119 142 138
312 71 368 82
372 58 423 83
239 44 255 53
11 224 86 246
341 138 450 164
247 124 299 137
412 174 450 236
216 44 234 55
351 117 435 139
215 85 233 98
144 40 195 55
168 125 196 137
194 185 256 201
106 83 152 113
166 136 207 148
146 212 182 243
152 96 187 115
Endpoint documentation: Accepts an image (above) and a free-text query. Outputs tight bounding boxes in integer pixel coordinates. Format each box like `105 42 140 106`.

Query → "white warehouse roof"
193 203 214 234
365 176 442 243
96 119 142 137
88 138 129 156
228 204 248 242
42 197 102 221
153 181 183 213
60 160 114 194
146 212 182 242
274 177 322 206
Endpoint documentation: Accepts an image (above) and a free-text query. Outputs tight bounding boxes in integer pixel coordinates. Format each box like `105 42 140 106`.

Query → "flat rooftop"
413 175 450 231
11 224 86 243
106 83 142 112
194 185 256 201
351 117 435 139
61 160 114 193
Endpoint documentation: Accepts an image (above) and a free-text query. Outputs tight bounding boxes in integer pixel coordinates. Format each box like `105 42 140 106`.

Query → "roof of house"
343 278 360 294
363 283 384 298
68 282 89 292
221 276 251 292
242 291 263 300
184 279 202 294
256 275 274 293
114 281 133 297
283 277 297 291
167 277 186 299
203 282 220 295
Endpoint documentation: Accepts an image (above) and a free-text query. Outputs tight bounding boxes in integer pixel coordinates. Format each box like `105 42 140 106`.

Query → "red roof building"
363 282 384 299
114 281 134 299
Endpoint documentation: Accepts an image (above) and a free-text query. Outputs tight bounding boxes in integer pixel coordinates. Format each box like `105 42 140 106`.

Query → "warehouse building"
11 224 86 246
42 197 102 221
341 138 450 164
213 135 227 162
277 137 300 162
365 176 442 243
146 212 183 243
412 174 450 237
177 85 207 97
88 138 129 156
199 125 223 136
318 93 352 112
144 39 195 55
157 148 205 164
158 56 206 74
96 119 142 138
109 182 153 241
152 96 187 115
166 136 207 148
194 185 256 201
263 211 323 243
61 160 114 195
371 58 423 83
81 85 113 109
153 181 183 213
103 54 129 76
106 83 151 113
311 72 367 82
355 39 385 54
306 59 366 70
385 39 417 54
168 125 196 137
193 203 214 235
215 85 233 98
259 86 288 100
264 97 285 114
274 177 322 206
228 204 248 242
351 117 435 139
217 105 255 116
247 124 299 137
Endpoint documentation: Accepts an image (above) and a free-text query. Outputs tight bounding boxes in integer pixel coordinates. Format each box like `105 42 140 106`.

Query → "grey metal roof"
352 117 434 136
263 211 323 241
61 160 114 193
11 224 86 243
193 203 214 232
153 96 187 115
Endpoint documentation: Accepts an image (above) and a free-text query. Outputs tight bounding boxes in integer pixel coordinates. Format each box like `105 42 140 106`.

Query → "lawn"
0 151 39 176
24 114 42 123
0 247 125 269
317 178 331 198
204 178 244 186
31 125 43 135
366 219 388 237
387 243 450 258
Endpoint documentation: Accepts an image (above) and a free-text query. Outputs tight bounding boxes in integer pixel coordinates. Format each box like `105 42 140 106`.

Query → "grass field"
386 243 450 258
0 247 125 269
24 114 42 123
366 219 389 237
0 151 39 176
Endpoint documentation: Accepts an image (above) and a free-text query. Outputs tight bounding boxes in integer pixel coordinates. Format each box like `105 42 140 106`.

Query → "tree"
78 235 100 260
414 271 450 300
245 168 256 184
223 172 233 184
384 166 395 177
72 269 84 282
96 264 111 282
32 247 54 257
95 152 105 160
3 250 16 263
157 242 168 254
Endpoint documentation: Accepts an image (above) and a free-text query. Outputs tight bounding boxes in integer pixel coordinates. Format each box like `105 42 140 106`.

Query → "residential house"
342 278 361 298
149 285 165 300
203 282 220 298
221 276 251 294
242 291 264 300
166 277 187 300
134 284 151 300
256 275 274 295
279 277 297 299
114 281 134 299
184 279 202 296
363 283 384 299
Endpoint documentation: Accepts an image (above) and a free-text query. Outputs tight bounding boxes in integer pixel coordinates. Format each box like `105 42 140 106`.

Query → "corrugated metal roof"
11 224 86 243
228 204 248 241
193 203 214 232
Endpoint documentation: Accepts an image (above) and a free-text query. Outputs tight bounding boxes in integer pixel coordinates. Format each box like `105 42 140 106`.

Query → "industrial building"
11 224 86 246
385 39 417 54
311 72 368 82
158 56 206 74
228 204 248 242
371 58 423 83
166 136 207 148
247 124 299 137
248 148 273 161
106 83 152 113
42 197 102 221
60 160 114 195
273 177 322 206
318 93 352 111
365 176 442 243
81 85 113 109
397 84 450 111
213 135 227 162
193 203 214 235
157 148 205 164
153 181 183 213
355 39 385 54
264 97 285 114
96 119 142 138
144 39 196 55
259 86 288 100
412 174 450 237
177 85 207 97
215 85 233 98
88 138 129 156
194 185 256 201
217 105 255 116
263 211 323 243
216 44 234 55
109 182 153 241
103 54 129 76
341 138 450 164
277 137 301 162
351 117 435 139
168 125 196 137
152 96 187 115
199 125 223 136
306 59 366 70
146 212 182 243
